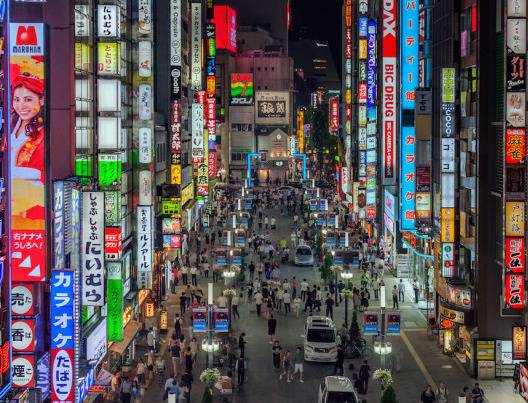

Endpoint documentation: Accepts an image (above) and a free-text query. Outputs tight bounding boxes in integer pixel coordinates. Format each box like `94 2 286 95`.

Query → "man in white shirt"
232 293 240 319
190 266 198 286
254 290 263 317
283 289 292 314
397 279 405 302
300 279 309 301
180 266 189 285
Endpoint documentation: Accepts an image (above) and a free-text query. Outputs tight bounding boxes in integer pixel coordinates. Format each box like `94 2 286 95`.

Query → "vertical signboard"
9 23 47 282
81 192 105 306
399 1 418 230
329 98 339 133
50 270 75 402
191 2 202 89
440 68 456 278
366 19 377 219
382 0 397 181
191 103 204 162
297 110 305 153
504 1 527 311
137 206 153 273
107 262 123 342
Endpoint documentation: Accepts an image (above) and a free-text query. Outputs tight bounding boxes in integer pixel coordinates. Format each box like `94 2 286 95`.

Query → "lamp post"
202 283 216 368
330 251 339 307
340 270 353 327
374 284 392 369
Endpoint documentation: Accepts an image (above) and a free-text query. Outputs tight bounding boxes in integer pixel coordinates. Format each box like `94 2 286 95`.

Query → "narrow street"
140 187 522 403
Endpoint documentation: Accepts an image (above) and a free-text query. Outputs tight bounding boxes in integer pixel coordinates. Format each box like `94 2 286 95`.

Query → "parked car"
303 316 338 362
294 244 314 266
318 376 359 403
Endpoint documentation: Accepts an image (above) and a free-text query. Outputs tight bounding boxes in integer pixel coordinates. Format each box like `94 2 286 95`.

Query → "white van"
303 316 338 362
318 376 359 403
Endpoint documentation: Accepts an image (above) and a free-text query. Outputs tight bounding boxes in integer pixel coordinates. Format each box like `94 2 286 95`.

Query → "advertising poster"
107 262 123 342
363 312 379 336
10 23 47 282
255 91 290 125
214 308 229 332
386 312 401 335
506 237 525 273
506 201 525 236
513 326 527 361
230 73 254 105
192 307 207 332
137 206 153 272
505 273 525 309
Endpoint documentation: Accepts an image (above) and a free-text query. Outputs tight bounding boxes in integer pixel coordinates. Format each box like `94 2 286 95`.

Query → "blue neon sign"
366 20 377 108
400 126 416 230
400 1 419 110
399 1 419 230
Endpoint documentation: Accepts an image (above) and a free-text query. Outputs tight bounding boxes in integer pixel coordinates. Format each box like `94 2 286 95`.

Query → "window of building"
231 152 248 161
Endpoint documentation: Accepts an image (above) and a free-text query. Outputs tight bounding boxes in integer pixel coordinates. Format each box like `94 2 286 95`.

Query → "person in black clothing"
325 294 335 319
238 333 247 357
268 314 277 343
334 346 345 376
236 355 245 386
249 261 255 280
179 293 187 316
359 360 371 394
181 371 193 403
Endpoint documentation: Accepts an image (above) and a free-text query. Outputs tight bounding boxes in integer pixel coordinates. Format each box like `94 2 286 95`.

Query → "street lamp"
340 269 353 328
375 284 392 369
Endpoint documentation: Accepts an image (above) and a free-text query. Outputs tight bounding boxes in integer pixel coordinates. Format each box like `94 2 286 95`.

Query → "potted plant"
373 369 397 403
199 368 221 403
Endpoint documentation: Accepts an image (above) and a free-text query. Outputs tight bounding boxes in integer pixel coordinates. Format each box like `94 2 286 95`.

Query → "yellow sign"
476 341 495 361
171 164 181 185
160 310 169 330
145 301 155 318
97 42 120 75
359 40 367 60
75 42 91 71
297 110 304 154
439 305 464 324
346 89 352 105
181 182 195 206
506 201 525 236
441 208 455 243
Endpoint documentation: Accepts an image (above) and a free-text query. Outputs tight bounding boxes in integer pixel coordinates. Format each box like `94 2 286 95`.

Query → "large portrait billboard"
9 23 47 282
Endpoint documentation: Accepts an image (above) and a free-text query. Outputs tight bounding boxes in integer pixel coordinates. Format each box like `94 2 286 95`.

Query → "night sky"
291 0 342 74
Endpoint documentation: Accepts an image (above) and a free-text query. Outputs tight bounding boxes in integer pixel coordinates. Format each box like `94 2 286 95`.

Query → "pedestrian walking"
232 293 241 319
174 314 182 339
300 279 309 301
190 337 198 362
181 266 188 285
239 332 247 357
334 345 345 376
293 296 301 318
398 279 405 302
184 347 193 374
171 341 181 377
267 314 277 343
179 292 187 316
254 290 263 317
136 358 146 385
413 279 420 304
272 340 282 369
325 294 335 319
420 385 436 403
373 278 380 300
292 347 304 383
436 382 449 403
190 266 198 286
235 355 246 386
279 350 293 382
283 289 291 314
359 360 371 394
392 285 399 309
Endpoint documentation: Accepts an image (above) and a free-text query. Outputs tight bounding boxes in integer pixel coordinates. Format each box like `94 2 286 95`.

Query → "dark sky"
291 0 342 74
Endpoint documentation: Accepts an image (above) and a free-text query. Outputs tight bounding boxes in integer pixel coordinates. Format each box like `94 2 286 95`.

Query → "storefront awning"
109 320 140 355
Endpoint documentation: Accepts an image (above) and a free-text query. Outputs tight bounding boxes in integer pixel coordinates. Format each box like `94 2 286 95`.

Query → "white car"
318 376 359 403
294 244 314 266
303 316 338 362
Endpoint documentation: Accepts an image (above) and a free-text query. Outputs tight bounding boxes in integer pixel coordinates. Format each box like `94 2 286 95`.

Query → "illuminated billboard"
230 73 254 105
399 1 418 230
214 5 237 53
255 91 290 125
382 0 397 181
9 23 47 282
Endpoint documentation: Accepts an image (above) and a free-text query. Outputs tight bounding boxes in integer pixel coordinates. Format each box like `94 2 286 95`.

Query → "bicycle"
350 338 374 360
